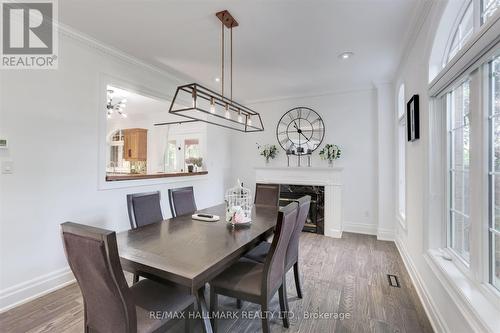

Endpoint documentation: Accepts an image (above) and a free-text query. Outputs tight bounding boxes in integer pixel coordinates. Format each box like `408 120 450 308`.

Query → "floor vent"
387 274 400 288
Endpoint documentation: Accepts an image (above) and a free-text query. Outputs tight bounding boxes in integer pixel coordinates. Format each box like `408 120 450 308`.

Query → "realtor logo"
1 0 58 69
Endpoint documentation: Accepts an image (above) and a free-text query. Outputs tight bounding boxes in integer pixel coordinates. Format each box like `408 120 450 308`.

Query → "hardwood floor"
0 232 433 333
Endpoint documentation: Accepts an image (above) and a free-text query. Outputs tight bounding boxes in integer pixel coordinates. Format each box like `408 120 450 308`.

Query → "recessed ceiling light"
214 77 221 82
339 52 354 60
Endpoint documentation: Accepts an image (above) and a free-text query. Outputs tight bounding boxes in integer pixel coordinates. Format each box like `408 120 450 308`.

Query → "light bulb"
210 98 215 113
237 110 243 123
121 113 127 118
247 117 252 126
191 90 197 108
121 98 127 103
107 113 111 119
225 104 230 119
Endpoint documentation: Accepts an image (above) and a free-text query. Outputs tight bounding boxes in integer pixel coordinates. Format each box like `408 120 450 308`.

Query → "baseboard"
394 237 448 333
342 221 377 236
377 227 395 241
325 228 343 238
0 267 75 313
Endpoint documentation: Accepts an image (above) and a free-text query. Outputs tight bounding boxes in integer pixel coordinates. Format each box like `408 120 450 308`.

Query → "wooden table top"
116 204 278 290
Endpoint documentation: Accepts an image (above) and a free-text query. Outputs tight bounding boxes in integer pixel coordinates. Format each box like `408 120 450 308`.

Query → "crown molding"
55 21 192 85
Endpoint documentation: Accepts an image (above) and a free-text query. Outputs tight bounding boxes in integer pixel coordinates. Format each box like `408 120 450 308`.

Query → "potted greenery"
257 144 278 165
319 144 341 166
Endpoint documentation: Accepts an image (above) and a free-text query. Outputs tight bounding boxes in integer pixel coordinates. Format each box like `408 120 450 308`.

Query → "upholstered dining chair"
209 201 298 333
254 183 280 206
126 191 164 229
61 222 196 333
127 191 164 284
244 195 311 298
168 186 197 218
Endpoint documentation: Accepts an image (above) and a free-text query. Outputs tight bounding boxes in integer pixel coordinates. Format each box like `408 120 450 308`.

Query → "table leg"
196 287 213 333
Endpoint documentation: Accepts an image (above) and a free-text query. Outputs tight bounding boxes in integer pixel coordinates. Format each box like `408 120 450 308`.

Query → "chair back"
127 191 163 229
168 186 197 217
254 183 280 206
61 222 136 333
262 201 298 297
286 195 311 268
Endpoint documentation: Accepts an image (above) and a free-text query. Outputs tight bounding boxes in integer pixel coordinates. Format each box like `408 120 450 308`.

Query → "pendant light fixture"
168 10 264 132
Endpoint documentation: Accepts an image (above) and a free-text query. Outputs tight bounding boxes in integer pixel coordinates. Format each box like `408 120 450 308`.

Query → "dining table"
116 203 278 333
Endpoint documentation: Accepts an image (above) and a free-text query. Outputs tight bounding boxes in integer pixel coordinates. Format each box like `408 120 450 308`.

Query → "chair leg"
236 299 242 309
260 303 270 333
132 274 139 284
279 281 290 328
293 262 303 298
209 287 218 333
185 304 194 333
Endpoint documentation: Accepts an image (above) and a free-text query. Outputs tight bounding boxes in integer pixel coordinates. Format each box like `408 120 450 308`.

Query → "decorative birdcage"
225 179 252 224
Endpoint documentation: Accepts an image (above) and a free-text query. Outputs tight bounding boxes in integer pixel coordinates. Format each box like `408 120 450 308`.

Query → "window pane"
398 123 406 218
398 84 405 118
446 3 473 63
451 211 470 260
494 116 500 171
453 171 470 215
448 79 471 263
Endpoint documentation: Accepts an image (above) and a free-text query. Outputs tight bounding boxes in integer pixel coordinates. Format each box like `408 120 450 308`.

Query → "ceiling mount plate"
216 10 239 28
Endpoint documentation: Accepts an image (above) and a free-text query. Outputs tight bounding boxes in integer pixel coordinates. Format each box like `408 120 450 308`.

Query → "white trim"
425 250 500 332
0 267 75 313
343 221 377 236
429 11 500 96
377 227 395 241
394 237 449 333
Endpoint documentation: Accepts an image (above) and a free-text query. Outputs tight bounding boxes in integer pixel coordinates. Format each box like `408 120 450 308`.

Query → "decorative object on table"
319 144 341 167
257 143 278 164
225 179 252 225
168 10 264 132
407 94 419 142
276 107 325 167
191 213 220 222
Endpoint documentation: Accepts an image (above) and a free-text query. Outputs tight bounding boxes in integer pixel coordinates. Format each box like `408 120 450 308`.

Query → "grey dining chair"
168 186 197 218
126 191 164 229
244 195 311 298
127 191 164 284
209 201 299 333
254 183 280 206
61 222 196 333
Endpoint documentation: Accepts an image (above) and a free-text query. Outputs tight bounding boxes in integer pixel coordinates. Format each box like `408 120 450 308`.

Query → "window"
164 135 203 173
447 2 474 63
447 79 471 262
102 83 207 184
397 84 406 221
482 0 500 23
489 56 500 290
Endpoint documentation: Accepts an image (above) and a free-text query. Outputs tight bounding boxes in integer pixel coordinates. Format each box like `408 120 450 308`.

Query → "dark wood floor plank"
0 232 433 333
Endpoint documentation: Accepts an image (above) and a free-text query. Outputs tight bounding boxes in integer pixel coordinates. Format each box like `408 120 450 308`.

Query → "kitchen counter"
106 171 208 181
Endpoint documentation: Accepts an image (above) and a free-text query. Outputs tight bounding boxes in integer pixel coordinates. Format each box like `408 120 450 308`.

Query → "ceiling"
60 0 422 102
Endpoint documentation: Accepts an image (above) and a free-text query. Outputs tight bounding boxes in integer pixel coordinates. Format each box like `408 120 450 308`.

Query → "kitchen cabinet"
123 128 147 161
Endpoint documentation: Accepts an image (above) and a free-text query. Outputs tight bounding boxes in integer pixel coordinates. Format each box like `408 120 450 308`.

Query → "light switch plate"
1 160 13 174
0 138 7 149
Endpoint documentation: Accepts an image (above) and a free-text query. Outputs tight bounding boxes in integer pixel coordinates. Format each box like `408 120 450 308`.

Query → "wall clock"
276 107 325 154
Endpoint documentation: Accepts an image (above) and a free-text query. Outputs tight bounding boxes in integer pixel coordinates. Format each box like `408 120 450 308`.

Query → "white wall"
392 1 476 332
0 32 232 310
230 89 382 233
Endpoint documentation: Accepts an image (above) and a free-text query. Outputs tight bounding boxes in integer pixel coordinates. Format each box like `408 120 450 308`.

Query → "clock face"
276 107 325 154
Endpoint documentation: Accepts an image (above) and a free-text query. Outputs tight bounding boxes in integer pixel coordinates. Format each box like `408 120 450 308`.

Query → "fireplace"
278 184 325 235
255 167 343 238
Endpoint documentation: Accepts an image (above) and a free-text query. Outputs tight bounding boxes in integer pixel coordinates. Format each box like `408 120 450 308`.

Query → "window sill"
105 171 208 182
425 249 500 332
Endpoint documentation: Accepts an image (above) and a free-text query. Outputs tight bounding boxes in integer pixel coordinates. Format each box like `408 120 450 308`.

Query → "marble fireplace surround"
255 167 343 238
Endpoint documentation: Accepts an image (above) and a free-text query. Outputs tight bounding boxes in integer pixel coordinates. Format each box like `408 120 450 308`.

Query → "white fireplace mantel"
255 167 343 238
